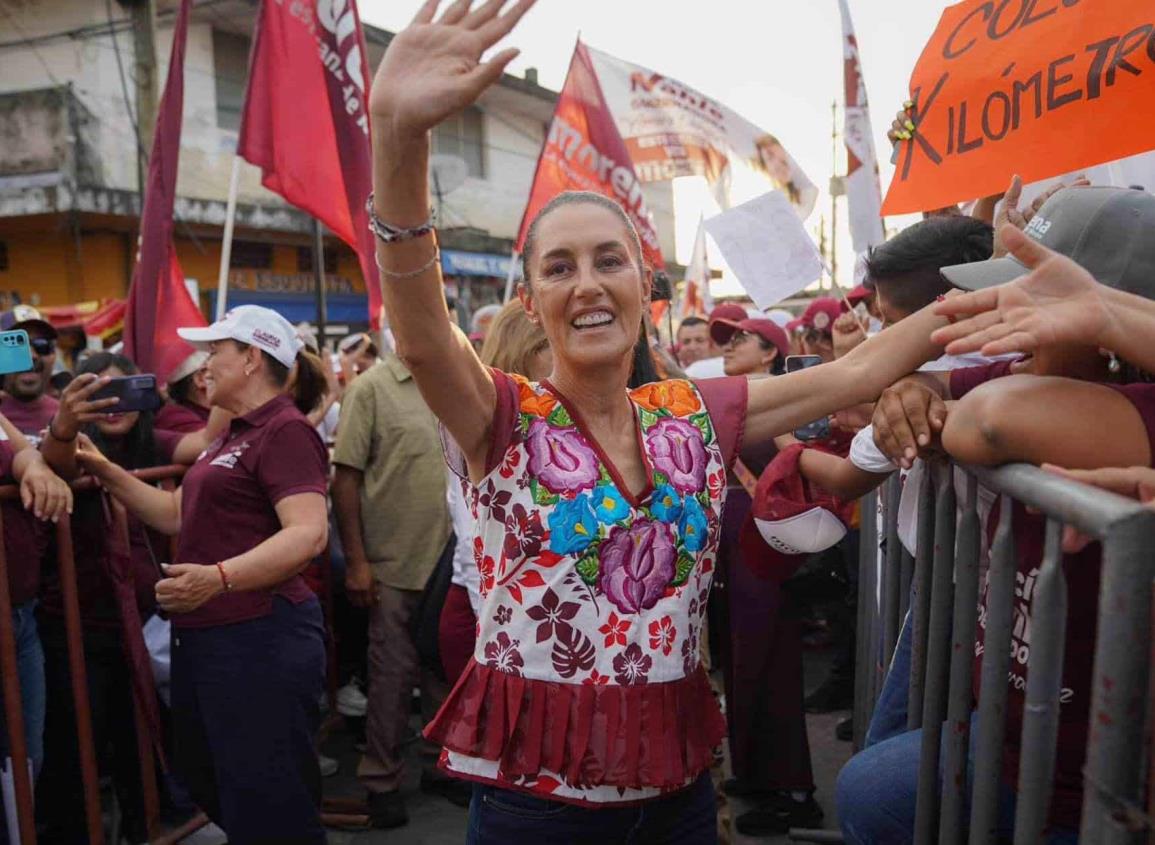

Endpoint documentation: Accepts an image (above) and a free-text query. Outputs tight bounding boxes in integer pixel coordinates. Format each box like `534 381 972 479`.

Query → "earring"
244 367 253 377
1108 352 1122 375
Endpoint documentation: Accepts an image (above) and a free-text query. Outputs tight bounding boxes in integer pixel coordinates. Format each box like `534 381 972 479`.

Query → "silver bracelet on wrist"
365 192 435 243
374 247 441 280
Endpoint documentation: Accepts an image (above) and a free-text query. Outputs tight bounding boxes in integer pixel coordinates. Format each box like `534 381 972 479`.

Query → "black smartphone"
90 374 162 413
785 354 831 441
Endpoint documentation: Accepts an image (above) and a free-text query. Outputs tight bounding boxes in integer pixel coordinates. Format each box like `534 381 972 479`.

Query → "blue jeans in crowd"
0 600 46 771
0 601 45 835
841 612 1078 843
467 771 717 844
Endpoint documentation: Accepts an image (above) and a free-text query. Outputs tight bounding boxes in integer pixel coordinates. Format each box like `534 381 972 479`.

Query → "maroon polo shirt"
155 401 210 435
174 394 327 629
0 439 46 606
0 394 59 442
954 364 1155 832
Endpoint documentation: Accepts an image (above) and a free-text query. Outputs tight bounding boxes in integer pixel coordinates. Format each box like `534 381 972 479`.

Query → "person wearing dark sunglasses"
0 306 60 442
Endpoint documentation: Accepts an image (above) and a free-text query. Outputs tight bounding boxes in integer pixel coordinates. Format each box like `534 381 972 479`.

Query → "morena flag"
516 41 665 270
238 0 383 328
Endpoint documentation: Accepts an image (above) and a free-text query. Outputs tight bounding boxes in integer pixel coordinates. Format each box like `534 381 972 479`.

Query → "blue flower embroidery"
650 483 683 525
679 494 708 553
548 493 599 555
593 483 630 524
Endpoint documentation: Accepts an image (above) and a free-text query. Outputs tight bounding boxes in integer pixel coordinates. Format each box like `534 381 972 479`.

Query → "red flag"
238 0 382 328
516 42 665 270
122 0 207 383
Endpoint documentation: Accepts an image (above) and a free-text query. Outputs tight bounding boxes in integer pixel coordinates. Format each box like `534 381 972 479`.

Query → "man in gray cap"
0 305 60 442
870 185 1155 466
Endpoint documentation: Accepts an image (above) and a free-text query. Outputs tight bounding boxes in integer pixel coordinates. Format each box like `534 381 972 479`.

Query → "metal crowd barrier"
842 461 1155 845
0 465 205 845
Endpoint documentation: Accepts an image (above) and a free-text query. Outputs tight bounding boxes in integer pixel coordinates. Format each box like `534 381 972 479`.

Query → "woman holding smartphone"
46 307 331 844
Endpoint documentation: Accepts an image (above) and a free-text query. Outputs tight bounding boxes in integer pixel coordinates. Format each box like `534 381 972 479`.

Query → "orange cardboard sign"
882 0 1155 215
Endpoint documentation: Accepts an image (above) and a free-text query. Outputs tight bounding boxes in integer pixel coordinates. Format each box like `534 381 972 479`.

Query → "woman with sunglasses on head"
368 3 956 840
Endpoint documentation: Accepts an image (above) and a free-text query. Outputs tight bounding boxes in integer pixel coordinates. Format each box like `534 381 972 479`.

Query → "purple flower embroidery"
647 418 707 493
484 632 524 675
598 519 676 615
525 420 600 495
493 606 512 625
681 632 700 675
525 588 582 643
612 643 653 685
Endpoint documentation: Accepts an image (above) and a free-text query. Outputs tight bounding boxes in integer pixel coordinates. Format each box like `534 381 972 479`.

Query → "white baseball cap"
178 305 304 369
754 507 847 556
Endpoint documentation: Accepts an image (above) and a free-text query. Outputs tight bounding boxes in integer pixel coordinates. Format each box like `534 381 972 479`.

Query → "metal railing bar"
853 487 879 750
883 475 904 677
1079 511 1155 845
968 465 1148 538
1013 519 1068 843
909 467 936 730
940 474 982 843
969 494 1018 845
914 462 958 843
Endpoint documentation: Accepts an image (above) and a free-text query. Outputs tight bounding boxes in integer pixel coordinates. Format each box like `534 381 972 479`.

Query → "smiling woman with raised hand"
369 2 954 841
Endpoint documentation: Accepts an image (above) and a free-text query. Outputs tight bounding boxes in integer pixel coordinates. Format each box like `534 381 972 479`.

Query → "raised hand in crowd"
48 373 119 440
992 174 1090 258
831 310 867 359
1043 464 1155 552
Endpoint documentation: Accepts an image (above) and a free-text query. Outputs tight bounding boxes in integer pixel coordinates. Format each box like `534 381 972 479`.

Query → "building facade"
0 0 677 334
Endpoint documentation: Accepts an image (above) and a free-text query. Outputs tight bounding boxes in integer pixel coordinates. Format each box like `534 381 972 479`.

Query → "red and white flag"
838 0 884 252
678 218 713 320
238 0 383 328
516 41 665 270
122 0 207 383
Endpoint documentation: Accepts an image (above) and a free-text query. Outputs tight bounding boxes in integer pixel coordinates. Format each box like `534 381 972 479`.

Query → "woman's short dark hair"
521 192 643 282
77 352 158 470
865 216 994 315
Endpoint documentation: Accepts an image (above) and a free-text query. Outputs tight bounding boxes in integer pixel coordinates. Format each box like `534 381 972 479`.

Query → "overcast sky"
360 0 955 289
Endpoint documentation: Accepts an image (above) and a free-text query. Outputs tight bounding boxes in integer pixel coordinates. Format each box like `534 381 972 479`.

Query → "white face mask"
754 507 847 555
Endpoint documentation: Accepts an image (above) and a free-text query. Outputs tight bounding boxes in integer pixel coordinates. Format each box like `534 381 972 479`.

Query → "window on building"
231 241 273 269
432 107 485 178
297 245 337 274
0 242 7 271
213 30 250 131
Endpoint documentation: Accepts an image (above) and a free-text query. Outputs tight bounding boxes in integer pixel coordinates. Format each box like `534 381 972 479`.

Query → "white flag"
838 0 885 252
703 191 823 311
679 219 713 320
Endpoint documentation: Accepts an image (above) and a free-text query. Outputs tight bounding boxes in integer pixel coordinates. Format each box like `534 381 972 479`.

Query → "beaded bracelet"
215 561 233 592
365 192 435 243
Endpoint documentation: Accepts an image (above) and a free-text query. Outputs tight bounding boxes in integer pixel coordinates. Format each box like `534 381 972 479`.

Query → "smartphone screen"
785 354 832 441
0 330 33 376
90 374 162 413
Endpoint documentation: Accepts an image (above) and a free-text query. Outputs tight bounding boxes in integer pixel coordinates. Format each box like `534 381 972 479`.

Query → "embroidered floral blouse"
425 372 747 805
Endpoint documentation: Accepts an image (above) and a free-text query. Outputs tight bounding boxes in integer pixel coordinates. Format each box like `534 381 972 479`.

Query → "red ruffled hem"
424 660 726 791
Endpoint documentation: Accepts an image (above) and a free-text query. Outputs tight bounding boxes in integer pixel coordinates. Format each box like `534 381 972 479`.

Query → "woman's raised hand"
53 373 119 441
369 0 536 145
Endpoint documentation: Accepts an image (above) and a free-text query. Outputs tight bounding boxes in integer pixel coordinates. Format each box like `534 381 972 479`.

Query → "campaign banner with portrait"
585 45 818 217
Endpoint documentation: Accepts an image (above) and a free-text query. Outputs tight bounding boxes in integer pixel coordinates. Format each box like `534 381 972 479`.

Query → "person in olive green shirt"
331 353 453 828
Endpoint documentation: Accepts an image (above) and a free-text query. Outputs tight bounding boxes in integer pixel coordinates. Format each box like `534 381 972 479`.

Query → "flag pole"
312 218 328 351
215 155 242 319
502 250 520 303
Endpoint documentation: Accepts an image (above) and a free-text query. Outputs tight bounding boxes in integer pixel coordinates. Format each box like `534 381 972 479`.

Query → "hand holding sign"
883 0 1155 214
702 191 824 311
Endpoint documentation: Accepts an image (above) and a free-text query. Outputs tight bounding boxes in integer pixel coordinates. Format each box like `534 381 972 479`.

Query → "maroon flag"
238 0 382 328
122 0 207 383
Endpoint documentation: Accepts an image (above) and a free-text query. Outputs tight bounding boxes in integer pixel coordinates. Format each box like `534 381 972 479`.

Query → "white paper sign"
703 191 824 310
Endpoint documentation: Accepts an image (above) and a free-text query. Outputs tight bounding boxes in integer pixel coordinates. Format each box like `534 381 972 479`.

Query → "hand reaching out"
832 311 867 359
932 226 1114 357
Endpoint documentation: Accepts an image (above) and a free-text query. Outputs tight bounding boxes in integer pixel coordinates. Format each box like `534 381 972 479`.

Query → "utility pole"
126 0 159 161
829 99 839 290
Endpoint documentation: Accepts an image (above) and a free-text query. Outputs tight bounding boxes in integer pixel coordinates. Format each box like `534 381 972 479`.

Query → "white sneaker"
337 681 368 717
318 753 339 777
